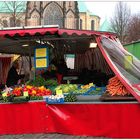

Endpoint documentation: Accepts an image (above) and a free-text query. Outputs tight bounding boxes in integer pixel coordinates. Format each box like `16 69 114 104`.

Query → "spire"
99 17 111 32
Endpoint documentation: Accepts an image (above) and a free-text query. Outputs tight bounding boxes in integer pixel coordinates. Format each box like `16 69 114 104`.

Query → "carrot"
106 76 129 96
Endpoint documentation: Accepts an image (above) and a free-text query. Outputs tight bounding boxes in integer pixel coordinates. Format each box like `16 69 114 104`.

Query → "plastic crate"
96 86 106 92
76 95 101 101
47 86 57 93
83 86 106 95
46 96 64 104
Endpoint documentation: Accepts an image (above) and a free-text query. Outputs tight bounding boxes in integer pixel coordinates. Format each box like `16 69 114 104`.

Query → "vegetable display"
107 76 130 96
45 79 58 86
26 76 58 87
46 95 64 104
88 90 101 95
26 76 46 87
55 84 78 93
23 85 52 96
73 89 89 95
64 94 77 102
0 85 52 103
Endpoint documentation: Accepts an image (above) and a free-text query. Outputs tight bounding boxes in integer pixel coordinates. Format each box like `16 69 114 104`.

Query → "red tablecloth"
0 101 140 138
0 102 47 134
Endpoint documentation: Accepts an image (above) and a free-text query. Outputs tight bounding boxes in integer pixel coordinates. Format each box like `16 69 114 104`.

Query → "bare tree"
0 1 26 27
126 13 140 43
110 2 131 43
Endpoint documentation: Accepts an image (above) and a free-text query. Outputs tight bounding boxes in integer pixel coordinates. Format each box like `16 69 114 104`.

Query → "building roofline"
89 14 100 18
0 11 25 13
79 12 100 18
124 40 140 46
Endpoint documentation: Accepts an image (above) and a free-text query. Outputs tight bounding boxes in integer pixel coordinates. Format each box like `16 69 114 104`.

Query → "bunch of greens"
45 79 58 86
30 96 43 100
26 76 46 87
64 94 77 102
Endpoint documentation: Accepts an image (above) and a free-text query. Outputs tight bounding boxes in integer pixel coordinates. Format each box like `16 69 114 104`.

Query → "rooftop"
99 18 112 32
124 40 140 46
78 1 100 18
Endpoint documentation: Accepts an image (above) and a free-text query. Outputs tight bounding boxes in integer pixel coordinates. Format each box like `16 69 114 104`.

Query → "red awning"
0 27 58 37
58 29 117 37
0 27 117 55
0 27 117 38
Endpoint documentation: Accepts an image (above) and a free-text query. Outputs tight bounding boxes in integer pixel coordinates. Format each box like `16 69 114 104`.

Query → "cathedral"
0 1 100 30
25 1 79 29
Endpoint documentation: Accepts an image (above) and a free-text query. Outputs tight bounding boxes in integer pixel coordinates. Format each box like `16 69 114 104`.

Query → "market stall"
0 26 140 138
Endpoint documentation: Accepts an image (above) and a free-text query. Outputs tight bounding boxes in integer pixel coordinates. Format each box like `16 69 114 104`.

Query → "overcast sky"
84 1 140 24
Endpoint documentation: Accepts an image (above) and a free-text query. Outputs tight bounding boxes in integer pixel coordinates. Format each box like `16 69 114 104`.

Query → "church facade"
0 1 100 30
25 1 79 29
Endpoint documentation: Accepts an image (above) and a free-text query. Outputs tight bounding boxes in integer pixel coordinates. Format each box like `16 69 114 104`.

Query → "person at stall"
56 58 68 84
41 58 57 80
6 60 25 87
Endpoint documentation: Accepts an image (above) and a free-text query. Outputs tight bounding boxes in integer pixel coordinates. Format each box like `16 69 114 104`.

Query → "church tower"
26 1 79 29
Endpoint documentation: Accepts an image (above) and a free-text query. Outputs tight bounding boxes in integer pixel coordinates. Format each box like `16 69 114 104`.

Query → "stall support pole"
29 46 32 71
28 46 36 80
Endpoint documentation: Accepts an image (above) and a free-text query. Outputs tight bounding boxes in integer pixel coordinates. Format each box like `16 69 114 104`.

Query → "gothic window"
80 19 82 30
67 15 74 29
3 20 8 27
91 20 94 30
44 3 63 28
66 11 75 29
16 20 21 27
31 14 39 26
10 17 15 27
10 18 21 27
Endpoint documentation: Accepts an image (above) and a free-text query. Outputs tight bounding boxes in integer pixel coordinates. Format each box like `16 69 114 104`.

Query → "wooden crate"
100 92 136 102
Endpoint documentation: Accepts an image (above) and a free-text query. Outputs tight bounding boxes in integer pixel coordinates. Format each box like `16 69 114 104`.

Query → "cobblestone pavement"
0 133 106 139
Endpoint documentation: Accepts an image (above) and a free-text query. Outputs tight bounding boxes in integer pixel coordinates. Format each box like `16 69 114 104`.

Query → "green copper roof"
0 1 26 13
78 1 100 18
99 18 112 32
78 1 88 12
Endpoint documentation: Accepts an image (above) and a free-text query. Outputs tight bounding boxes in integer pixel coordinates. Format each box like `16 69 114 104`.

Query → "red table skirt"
0 101 140 138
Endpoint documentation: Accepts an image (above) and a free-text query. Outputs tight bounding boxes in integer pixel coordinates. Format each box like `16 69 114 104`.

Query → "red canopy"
58 29 116 37
0 27 117 38
0 27 58 37
0 26 117 56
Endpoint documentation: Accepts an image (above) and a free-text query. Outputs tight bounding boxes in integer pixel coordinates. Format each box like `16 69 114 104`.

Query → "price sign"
124 55 133 69
34 46 49 69
36 48 47 58
2 92 7 97
23 91 29 97
36 59 47 68
89 83 95 87
96 87 101 91
56 89 63 95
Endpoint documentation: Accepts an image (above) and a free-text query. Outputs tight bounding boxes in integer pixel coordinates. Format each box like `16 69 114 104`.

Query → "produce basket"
73 86 106 102
83 86 106 95
46 96 64 104
0 95 3 100
76 95 101 102
46 86 57 93
100 92 136 102
11 96 29 103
